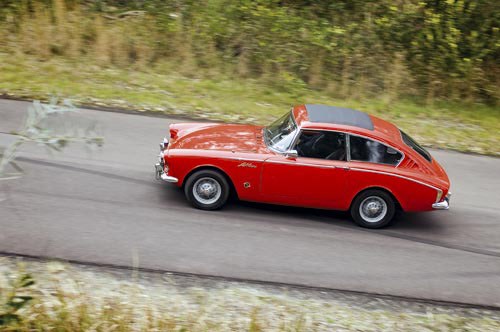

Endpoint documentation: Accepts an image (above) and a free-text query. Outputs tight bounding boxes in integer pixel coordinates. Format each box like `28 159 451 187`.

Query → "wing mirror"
285 149 298 159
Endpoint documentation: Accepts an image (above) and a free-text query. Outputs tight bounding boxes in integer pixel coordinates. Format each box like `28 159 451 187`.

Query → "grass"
1 53 499 156
1 256 500 331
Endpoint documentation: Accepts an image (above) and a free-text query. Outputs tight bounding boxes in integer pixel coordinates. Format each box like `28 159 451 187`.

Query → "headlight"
159 137 169 151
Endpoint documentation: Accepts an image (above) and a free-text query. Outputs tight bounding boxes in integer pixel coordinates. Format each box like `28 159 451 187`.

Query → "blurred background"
0 0 499 154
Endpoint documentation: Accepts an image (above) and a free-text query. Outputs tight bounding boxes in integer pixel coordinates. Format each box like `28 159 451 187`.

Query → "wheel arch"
182 165 238 199
350 186 403 212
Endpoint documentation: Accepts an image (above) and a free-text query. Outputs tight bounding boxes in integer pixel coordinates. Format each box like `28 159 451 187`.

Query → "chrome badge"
237 162 257 168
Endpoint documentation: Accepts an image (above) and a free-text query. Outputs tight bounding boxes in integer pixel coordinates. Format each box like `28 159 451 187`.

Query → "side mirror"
285 149 298 159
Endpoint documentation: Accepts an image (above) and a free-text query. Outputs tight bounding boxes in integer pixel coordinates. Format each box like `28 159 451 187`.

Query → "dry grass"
2 0 160 69
1 257 500 331
1 0 498 104
0 1 499 155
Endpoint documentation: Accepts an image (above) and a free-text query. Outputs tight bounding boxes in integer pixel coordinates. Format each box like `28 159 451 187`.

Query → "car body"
155 104 451 228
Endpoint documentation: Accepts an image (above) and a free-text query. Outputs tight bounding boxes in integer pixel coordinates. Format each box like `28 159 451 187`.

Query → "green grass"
1 53 499 155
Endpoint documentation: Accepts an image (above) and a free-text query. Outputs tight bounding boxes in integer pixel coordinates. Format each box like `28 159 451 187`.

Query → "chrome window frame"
399 129 431 163
268 117 407 167
264 109 299 154
282 128 405 167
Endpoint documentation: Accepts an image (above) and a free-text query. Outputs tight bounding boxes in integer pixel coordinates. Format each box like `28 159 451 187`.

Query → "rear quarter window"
349 135 403 166
400 130 432 162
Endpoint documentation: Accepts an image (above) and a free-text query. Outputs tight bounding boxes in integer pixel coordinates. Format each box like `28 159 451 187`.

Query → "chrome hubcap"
193 177 221 205
359 196 387 223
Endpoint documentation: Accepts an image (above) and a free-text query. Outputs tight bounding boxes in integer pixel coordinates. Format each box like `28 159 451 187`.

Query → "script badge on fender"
237 162 257 168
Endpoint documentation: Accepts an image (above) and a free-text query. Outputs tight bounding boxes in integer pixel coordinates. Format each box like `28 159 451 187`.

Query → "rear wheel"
350 189 395 229
184 170 230 210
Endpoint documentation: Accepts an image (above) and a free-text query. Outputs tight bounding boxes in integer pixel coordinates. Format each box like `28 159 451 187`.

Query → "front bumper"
155 143 178 183
432 192 451 210
155 163 178 183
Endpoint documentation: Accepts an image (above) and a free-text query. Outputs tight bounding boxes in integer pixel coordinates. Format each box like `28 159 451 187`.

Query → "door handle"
338 166 350 170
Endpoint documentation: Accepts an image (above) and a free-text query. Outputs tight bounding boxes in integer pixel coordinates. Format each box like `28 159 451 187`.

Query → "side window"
349 135 402 166
295 131 347 161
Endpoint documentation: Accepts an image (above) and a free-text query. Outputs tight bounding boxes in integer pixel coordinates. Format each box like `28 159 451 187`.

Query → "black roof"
305 104 374 130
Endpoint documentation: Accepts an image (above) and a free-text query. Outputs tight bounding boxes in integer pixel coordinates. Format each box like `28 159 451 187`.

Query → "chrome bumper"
155 137 178 183
155 163 178 183
161 173 178 183
432 193 451 210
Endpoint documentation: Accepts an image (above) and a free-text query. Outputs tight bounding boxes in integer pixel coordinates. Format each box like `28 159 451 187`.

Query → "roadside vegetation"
1 257 500 332
0 0 498 155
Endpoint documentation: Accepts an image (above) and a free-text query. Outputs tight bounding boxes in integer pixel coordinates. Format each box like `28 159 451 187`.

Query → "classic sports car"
155 104 450 228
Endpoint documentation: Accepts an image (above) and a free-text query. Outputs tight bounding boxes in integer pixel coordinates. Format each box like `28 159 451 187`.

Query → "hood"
169 123 268 153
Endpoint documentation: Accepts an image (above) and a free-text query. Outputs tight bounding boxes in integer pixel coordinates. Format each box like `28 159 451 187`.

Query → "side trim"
265 159 339 169
224 157 264 162
350 167 440 191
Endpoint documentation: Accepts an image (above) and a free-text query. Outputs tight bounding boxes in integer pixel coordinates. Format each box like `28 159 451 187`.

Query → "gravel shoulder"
1 255 500 331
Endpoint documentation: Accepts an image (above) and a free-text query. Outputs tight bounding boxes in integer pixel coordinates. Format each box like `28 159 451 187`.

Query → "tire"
350 189 396 229
184 169 230 210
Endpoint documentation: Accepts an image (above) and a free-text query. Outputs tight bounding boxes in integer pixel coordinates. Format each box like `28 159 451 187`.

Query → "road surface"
1 99 499 307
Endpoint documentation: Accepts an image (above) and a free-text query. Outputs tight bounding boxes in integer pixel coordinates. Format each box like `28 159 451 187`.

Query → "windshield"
264 111 298 152
400 130 432 162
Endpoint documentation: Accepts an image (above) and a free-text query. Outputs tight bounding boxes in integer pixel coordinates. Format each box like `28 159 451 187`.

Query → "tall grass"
1 0 498 105
2 0 158 67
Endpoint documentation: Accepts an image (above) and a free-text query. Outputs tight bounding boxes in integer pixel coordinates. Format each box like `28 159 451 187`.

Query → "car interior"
294 130 402 165
295 131 346 161
350 135 402 165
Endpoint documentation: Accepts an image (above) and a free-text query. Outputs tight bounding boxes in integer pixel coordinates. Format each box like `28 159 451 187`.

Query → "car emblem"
237 162 257 168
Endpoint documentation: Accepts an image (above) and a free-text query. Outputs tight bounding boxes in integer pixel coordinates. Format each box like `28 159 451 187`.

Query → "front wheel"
350 190 396 229
184 170 230 210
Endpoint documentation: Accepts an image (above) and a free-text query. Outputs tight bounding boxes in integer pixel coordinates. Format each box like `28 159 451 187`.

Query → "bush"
0 0 498 105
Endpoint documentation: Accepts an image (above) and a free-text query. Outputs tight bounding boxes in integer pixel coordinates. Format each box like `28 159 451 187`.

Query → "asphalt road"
1 99 499 307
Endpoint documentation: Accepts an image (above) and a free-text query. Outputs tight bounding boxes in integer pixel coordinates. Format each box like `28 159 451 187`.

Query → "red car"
155 104 450 228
